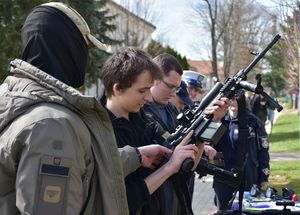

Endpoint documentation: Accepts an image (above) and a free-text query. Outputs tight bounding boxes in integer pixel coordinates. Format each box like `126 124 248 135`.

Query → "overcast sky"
152 0 279 60
115 0 280 60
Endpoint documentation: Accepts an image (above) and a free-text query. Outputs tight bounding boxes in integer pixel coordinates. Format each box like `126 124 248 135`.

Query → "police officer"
169 81 194 111
213 95 270 210
182 70 205 102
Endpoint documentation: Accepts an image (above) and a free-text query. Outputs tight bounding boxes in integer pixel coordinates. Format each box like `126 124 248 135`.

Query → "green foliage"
146 40 165 57
147 40 189 70
51 0 117 86
269 160 300 196
269 108 300 153
268 108 300 196
0 0 48 83
262 41 286 96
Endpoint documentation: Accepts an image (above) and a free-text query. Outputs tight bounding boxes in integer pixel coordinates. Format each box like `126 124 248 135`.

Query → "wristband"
135 148 142 163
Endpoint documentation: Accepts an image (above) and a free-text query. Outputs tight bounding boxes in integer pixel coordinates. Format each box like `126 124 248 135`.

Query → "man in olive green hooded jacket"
0 2 169 215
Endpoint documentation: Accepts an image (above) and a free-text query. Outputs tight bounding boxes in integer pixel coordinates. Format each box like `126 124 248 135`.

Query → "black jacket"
108 109 167 215
143 102 194 215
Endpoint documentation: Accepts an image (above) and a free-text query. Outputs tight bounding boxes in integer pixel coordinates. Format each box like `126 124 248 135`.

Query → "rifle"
162 34 282 173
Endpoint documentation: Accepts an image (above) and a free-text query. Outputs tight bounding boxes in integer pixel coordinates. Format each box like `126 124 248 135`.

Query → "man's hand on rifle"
203 145 217 160
167 130 200 174
204 97 230 122
138 145 172 169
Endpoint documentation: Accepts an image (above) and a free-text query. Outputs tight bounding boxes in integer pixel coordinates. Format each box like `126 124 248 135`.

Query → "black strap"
236 94 248 213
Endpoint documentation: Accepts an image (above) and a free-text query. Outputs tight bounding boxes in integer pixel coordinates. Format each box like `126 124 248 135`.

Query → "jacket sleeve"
124 172 151 212
256 122 270 183
10 116 91 215
118 146 141 177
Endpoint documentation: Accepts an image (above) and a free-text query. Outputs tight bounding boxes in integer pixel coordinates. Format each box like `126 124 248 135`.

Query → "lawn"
268 106 300 197
269 160 300 196
269 108 300 152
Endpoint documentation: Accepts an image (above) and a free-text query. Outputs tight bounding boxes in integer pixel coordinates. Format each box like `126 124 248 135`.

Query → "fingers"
157 145 173 155
178 130 194 146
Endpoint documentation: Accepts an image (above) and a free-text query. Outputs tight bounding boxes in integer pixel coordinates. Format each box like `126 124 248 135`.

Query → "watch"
135 148 142 163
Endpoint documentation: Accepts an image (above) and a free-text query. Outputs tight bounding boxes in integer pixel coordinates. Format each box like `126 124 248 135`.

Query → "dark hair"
102 47 163 98
153 53 183 76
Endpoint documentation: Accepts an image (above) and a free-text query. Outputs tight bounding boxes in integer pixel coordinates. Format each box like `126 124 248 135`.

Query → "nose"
144 91 152 102
169 90 176 97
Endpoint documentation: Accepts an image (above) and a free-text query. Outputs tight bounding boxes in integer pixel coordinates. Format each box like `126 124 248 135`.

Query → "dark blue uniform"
213 111 270 210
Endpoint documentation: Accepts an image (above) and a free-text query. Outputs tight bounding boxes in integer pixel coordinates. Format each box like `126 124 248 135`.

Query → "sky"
115 0 281 60
151 0 280 60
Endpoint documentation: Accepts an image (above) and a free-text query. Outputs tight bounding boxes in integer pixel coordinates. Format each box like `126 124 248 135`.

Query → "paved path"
269 152 300 161
192 175 217 215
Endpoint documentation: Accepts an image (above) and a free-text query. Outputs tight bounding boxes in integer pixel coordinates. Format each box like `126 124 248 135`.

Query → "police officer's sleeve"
13 117 90 214
256 122 270 183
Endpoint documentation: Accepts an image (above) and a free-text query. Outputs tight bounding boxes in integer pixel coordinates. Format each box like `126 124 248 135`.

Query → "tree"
279 1 299 92
63 0 117 87
191 0 234 81
262 42 286 95
0 0 47 83
147 40 189 70
146 39 165 57
220 0 273 81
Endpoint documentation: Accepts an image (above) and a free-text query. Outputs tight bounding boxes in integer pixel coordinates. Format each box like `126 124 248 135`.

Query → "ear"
113 83 123 96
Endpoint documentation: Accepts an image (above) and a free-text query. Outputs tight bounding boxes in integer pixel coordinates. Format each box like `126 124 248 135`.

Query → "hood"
21 5 88 88
0 59 104 132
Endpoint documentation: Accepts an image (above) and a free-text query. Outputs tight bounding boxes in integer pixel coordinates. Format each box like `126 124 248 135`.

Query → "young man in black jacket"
143 54 230 214
102 47 201 215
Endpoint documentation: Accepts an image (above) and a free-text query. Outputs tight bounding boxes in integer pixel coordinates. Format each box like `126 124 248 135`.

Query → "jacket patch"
43 185 61 203
261 137 269 148
262 168 269 176
36 155 72 214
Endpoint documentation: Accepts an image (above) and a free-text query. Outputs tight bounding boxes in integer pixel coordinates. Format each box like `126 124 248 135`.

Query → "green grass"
269 108 300 152
267 107 300 197
269 160 300 196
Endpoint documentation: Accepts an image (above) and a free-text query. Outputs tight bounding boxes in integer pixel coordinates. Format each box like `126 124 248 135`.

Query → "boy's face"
115 70 153 113
229 97 238 112
151 70 181 105
187 85 201 101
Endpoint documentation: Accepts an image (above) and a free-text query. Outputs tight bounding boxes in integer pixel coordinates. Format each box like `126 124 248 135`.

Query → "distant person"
143 54 228 213
182 71 205 102
245 91 254 111
0 2 132 214
213 95 270 210
251 93 269 124
169 80 194 111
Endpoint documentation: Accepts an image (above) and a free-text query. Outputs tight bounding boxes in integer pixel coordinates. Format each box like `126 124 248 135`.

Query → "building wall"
106 1 156 51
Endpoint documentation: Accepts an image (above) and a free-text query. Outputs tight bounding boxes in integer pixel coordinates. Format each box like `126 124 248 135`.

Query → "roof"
187 60 223 75
107 1 156 30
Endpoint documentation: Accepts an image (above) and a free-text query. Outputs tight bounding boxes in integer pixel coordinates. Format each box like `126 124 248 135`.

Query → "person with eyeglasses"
101 47 200 215
143 53 230 214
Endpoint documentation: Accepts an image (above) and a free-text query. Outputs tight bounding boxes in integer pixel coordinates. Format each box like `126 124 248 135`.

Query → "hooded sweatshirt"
0 59 129 214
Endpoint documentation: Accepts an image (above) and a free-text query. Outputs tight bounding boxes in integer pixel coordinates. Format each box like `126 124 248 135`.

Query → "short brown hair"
153 53 183 76
102 47 163 98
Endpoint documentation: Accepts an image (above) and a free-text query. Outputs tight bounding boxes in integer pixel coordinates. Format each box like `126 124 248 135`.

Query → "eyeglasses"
162 80 180 92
